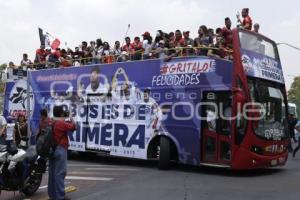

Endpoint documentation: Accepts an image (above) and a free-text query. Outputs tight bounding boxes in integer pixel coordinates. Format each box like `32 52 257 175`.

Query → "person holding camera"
48 105 76 200
14 114 28 148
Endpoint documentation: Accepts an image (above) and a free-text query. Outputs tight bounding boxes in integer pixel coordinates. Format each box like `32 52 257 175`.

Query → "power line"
277 42 300 51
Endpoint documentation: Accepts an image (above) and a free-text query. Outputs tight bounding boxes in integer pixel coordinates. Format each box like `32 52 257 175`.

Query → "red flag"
51 38 61 50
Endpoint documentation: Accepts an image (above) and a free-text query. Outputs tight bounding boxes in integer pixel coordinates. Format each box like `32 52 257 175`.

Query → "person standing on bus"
197 25 213 56
121 37 135 59
20 53 33 70
48 105 76 200
237 8 252 30
220 17 233 58
253 23 260 33
35 44 47 70
142 32 153 60
221 18 233 47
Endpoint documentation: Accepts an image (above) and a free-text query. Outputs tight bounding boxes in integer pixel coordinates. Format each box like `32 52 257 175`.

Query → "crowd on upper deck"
7 8 260 71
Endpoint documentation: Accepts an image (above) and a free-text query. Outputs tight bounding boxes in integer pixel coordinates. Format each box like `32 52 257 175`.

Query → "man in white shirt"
20 53 33 70
142 31 152 59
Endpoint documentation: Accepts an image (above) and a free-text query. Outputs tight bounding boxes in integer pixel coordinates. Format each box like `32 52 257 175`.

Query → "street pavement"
2 150 300 200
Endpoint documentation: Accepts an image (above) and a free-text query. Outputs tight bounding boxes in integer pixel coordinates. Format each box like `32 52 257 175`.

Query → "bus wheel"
158 136 171 170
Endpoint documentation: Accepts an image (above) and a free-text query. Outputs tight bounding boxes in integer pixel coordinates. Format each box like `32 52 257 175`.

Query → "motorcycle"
0 143 46 196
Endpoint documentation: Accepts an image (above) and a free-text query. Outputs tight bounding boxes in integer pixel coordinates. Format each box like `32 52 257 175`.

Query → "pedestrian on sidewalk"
293 120 300 157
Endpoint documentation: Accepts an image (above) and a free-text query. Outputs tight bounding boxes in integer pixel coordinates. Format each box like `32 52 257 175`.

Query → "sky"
0 0 299 90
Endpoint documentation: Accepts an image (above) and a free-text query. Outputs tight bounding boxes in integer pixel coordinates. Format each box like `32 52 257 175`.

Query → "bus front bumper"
231 147 288 170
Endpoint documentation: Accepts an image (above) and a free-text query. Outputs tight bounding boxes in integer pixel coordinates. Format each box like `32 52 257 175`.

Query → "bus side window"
202 92 217 132
220 98 232 135
203 91 233 135
207 106 217 132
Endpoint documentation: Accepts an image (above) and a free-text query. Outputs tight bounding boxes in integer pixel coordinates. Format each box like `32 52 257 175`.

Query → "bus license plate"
271 160 277 166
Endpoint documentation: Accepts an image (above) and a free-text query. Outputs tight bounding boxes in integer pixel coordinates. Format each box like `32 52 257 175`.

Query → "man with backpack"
47 106 76 200
36 109 51 138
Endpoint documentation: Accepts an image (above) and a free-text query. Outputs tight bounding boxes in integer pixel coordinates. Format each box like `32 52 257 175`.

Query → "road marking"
85 167 139 171
39 185 48 189
66 176 114 181
38 185 76 200
68 171 127 175
68 164 122 167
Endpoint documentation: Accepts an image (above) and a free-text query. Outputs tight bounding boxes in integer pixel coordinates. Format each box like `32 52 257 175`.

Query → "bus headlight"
251 145 263 155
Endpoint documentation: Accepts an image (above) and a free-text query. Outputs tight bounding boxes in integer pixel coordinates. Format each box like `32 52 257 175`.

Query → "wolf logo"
9 87 33 109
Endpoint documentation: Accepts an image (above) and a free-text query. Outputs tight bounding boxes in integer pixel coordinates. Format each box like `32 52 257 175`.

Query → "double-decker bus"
3 28 288 169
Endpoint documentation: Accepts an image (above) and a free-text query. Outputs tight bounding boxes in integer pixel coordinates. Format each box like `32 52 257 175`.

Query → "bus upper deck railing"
7 45 233 74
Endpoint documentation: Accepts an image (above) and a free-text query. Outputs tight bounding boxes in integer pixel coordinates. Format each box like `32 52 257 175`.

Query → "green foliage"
0 63 7 94
288 76 300 117
0 63 7 71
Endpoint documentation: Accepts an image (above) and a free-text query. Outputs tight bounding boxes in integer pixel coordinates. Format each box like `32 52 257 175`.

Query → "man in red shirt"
121 37 135 59
221 17 233 48
35 45 47 70
238 8 252 30
174 30 186 48
48 106 76 200
132 36 143 60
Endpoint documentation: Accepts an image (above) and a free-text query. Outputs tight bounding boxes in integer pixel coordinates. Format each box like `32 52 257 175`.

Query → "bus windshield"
247 78 286 140
239 31 278 60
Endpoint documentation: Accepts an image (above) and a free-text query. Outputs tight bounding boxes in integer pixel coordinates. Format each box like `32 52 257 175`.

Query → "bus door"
201 91 232 165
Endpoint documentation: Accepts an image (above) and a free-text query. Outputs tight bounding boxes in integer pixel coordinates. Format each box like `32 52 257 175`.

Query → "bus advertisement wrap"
4 58 233 165
241 49 284 84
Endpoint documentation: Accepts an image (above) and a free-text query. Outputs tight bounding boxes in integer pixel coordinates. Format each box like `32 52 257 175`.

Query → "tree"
0 63 6 71
288 76 300 117
0 63 7 94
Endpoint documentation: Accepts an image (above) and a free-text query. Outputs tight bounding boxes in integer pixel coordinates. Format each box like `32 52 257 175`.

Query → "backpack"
36 121 57 158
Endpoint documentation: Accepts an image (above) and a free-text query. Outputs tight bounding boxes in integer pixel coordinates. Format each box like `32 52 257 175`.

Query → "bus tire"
158 136 171 170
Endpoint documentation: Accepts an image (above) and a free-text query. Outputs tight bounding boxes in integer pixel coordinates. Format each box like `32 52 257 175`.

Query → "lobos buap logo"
8 80 34 117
